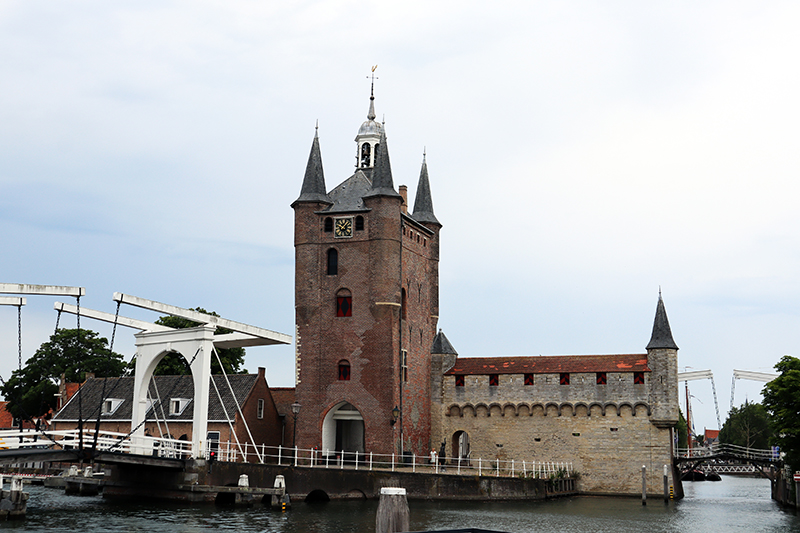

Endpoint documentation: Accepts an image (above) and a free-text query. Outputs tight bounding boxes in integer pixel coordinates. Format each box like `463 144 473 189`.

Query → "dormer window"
101 398 124 416
170 398 191 416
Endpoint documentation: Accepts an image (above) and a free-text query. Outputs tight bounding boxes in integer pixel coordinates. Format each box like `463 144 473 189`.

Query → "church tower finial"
647 290 678 350
355 66 382 169
412 150 440 225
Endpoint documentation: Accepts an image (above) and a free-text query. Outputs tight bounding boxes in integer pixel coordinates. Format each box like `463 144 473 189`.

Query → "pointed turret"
646 292 678 350
363 129 402 199
431 329 457 356
293 127 331 206
412 152 440 226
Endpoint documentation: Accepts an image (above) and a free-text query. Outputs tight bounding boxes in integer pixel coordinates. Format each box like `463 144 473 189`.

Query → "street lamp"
391 405 400 426
291 401 301 448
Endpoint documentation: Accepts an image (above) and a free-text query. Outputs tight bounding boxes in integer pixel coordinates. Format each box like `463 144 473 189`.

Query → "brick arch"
530 403 546 417
462 404 476 417
517 403 531 417
446 404 462 417
559 403 575 417
572 402 589 417
634 402 651 416
488 403 503 417
604 402 620 416
588 402 605 416
619 402 635 417
475 403 490 417
545 402 561 417
502 403 517 417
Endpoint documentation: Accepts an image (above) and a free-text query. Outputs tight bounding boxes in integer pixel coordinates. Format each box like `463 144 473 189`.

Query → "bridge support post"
641 465 646 506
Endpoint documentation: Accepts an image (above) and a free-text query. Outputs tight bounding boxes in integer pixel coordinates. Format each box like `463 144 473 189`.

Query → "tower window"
257 399 265 419
360 143 371 167
338 361 351 381
524 373 534 386
401 350 408 382
489 374 499 387
355 215 364 231
560 373 570 385
634 372 645 385
327 248 338 275
455 375 465 387
324 217 333 233
596 372 607 385
336 289 352 317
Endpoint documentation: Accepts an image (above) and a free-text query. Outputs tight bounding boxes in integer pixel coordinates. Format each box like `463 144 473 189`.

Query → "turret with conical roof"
412 152 440 226
292 126 331 206
646 291 679 428
355 83 382 169
363 129 402 199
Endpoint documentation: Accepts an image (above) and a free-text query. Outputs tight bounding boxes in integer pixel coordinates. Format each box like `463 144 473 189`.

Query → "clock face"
334 217 353 238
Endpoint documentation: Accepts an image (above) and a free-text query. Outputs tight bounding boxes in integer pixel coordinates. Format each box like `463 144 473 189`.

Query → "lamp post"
391 405 400 426
291 401 301 448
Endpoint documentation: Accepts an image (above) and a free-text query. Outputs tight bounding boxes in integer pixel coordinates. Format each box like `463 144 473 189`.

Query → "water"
1 476 797 532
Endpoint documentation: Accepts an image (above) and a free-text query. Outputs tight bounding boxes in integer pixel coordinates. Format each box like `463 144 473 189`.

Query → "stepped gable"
444 354 650 375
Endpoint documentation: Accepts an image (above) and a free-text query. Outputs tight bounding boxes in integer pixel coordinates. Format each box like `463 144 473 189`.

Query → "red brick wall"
293 190 440 457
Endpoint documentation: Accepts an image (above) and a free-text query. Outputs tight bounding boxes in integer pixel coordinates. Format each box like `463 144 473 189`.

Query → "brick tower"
292 88 441 459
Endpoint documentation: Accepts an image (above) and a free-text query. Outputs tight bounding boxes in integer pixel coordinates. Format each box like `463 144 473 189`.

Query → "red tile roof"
445 354 650 375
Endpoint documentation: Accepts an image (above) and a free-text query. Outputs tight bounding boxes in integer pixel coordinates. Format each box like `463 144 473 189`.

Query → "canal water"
1 476 797 532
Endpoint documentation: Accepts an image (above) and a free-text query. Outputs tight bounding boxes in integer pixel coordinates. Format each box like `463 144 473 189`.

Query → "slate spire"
431 329 458 355
293 125 331 205
646 291 678 350
363 128 402 199
412 151 440 226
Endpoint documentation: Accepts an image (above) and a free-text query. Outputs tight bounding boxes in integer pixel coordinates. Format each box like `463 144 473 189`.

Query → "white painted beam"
678 370 714 382
0 297 26 307
0 283 85 297
112 293 291 345
733 369 778 383
53 302 174 333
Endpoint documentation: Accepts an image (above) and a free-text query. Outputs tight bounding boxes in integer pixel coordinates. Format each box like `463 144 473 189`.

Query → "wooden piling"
376 487 409 533
641 465 646 506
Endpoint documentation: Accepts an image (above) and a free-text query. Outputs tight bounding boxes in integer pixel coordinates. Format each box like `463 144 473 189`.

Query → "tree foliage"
719 400 772 450
149 308 246 375
762 355 800 468
0 328 127 420
676 409 688 449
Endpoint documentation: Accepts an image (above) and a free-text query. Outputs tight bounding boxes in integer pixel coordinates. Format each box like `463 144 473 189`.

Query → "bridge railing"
210 440 574 480
675 443 778 462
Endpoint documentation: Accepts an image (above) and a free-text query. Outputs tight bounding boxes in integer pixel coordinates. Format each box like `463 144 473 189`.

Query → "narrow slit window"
355 215 364 231
324 217 333 233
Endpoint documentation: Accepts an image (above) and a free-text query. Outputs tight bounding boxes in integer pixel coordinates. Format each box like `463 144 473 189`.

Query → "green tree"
0 328 127 419
719 400 772 449
676 409 688 449
762 355 800 468
149 308 246 375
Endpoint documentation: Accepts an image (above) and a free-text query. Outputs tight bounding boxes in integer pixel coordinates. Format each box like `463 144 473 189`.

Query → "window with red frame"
634 372 645 384
336 296 352 317
524 373 534 386
560 373 570 385
596 372 607 385
338 361 351 381
489 374 499 387
455 375 465 387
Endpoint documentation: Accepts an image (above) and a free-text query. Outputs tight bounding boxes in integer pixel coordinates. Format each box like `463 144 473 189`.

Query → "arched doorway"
322 402 365 458
452 431 470 462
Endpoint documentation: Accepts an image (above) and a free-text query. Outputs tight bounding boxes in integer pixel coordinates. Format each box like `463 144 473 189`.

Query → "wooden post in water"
376 487 409 533
663 465 669 503
641 465 647 506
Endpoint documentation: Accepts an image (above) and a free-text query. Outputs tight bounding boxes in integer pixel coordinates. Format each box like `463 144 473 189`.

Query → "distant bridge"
674 443 780 480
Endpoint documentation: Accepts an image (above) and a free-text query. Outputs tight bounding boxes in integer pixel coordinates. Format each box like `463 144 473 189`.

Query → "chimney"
399 185 408 213
258 367 266 381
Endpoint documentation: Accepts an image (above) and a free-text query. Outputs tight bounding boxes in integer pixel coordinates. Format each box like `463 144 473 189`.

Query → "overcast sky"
2 1 798 432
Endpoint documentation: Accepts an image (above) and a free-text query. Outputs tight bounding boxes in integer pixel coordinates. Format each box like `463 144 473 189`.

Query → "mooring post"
663 464 669 503
641 465 647 506
794 471 800 509
375 487 409 533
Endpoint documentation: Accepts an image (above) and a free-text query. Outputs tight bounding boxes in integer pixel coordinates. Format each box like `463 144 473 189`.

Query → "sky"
1 1 798 433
